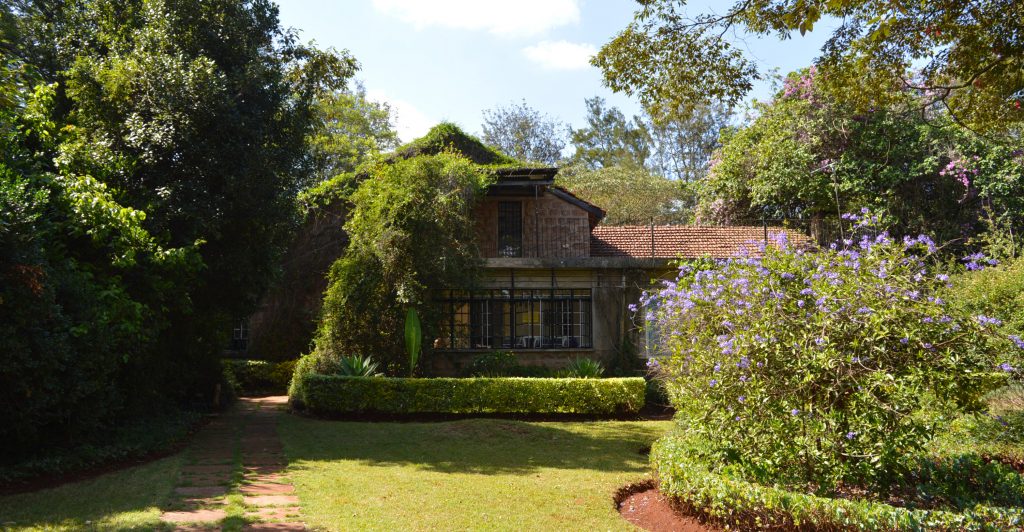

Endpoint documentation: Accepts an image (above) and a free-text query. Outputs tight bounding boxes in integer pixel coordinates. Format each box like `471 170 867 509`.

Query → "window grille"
438 289 592 350
497 201 523 257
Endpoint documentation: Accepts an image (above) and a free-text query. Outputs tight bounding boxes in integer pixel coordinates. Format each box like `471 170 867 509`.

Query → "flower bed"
652 433 1024 531
289 373 646 416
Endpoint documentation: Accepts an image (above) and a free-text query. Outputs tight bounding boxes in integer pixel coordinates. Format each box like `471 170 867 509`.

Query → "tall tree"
2 0 355 457
647 102 731 183
594 0 1024 137
481 100 567 164
570 96 650 169
557 163 691 225
697 68 1024 246
309 81 399 183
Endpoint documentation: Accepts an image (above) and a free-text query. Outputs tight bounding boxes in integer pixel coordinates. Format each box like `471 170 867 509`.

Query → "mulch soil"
615 480 719 532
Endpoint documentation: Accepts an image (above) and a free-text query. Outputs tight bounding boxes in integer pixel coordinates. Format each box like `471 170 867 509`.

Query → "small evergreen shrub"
337 355 383 377
290 375 645 415
558 358 605 378
222 359 297 396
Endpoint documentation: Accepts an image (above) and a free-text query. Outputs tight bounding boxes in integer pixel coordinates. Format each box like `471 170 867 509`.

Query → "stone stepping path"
159 396 304 530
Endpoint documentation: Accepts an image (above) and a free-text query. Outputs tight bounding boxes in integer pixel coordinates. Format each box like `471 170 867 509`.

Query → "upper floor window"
497 201 523 257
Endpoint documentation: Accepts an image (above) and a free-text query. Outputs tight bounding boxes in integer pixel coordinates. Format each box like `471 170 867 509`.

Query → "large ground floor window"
438 289 592 350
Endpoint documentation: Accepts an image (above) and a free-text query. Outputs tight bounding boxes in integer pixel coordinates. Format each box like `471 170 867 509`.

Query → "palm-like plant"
560 358 605 378
337 355 383 377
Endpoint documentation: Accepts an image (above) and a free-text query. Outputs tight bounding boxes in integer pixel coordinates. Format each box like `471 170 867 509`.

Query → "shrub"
222 359 297 396
947 256 1024 370
558 358 605 378
290 375 646 415
466 351 517 377
644 211 1016 493
338 355 383 377
652 433 1024 531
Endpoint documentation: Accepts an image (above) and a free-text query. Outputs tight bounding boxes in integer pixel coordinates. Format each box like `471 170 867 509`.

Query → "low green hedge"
290 373 646 415
223 359 296 396
652 434 1024 531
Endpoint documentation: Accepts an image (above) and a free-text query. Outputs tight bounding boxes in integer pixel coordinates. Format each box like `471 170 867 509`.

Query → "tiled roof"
590 225 813 259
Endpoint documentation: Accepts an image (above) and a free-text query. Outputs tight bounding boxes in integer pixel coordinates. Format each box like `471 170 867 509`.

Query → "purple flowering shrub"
644 213 1015 493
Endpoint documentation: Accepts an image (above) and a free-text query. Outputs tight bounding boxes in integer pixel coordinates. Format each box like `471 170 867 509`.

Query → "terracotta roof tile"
590 225 812 259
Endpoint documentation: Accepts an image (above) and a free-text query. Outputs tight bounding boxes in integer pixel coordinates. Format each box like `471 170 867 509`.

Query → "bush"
652 433 1024 531
289 374 646 415
558 358 605 378
947 257 1024 371
644 211 1016 493
222 359 297 396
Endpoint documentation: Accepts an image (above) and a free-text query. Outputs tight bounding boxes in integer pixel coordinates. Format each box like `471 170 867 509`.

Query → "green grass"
0 454 183 531
277 415 671 531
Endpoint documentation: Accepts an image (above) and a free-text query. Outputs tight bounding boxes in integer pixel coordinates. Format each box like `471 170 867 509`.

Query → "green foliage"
1 0 354 462
558 358 605 379
337 355 383 377
646 214 1014 493
570 96 650 169
313 132 492 373
309 81 399 183
481 100 567 165
291 375 646 416
222 359 297 396
0 410 200 485
466 351 517 377
395 122 518 166
405 308 421 376
696 68 1024 245
556 163 690 225
594 0 1024 136
947 257 1024 370
651 433 1024 531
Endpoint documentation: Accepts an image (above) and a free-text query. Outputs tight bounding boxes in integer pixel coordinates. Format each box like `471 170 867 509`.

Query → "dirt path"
159 397 303 531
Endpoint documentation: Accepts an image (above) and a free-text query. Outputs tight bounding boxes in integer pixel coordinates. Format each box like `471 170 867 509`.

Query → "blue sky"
276 0 838 142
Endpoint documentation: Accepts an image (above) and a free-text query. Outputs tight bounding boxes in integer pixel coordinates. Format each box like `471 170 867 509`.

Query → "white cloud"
370 0 580 37
367 89 435 143
522 40 597 70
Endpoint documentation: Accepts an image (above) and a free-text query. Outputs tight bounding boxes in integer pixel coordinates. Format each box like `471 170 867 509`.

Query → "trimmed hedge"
222 359 296 396
652 434 1024 531
289 373 646 416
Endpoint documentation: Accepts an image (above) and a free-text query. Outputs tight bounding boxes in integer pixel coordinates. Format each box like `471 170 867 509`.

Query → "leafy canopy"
595 0 1024 136
481 100 567 165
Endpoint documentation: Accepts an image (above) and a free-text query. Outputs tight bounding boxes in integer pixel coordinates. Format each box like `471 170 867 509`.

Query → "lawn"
0 454 184 530
277 416 670 531
0 415 671 531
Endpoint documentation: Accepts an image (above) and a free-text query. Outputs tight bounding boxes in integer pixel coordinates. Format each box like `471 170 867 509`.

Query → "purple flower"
1009 335 1024 349
900 337 910 345
791 408 800 416
815 337 827 346
738 395 746 403
646 358 660 369
846 431 857 440
713 363 721 372
797 300 805 308
976 315 1003 327
628 303 638 312
999 363 1016 373
709 379 718 387
781 272 795 280
857 307 872 314
936 274 949 282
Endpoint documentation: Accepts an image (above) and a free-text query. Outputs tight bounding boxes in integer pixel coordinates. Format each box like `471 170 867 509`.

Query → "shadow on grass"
278 415 669 476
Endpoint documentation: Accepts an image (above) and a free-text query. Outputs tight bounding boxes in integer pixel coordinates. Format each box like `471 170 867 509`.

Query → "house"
429 167 811 374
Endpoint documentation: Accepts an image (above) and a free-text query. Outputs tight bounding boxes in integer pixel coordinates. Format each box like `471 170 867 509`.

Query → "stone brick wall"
474 192 590 258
